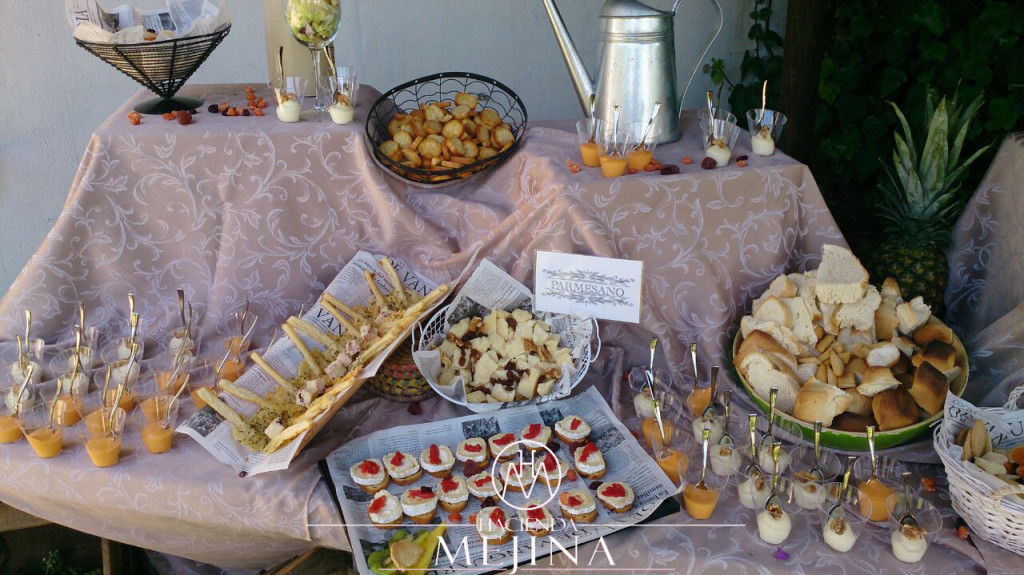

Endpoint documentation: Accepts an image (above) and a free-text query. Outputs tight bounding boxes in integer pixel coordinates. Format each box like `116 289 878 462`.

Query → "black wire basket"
366 72 528 187
75 26 231 115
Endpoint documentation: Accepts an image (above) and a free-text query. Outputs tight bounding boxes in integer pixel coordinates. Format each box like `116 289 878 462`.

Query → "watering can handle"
676 0 724 118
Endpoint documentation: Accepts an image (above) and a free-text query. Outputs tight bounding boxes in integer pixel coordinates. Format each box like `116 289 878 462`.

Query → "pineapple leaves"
918 98 949 210
888 101 918 164
943 143 993 195
949 94 985 171
892 131 923 208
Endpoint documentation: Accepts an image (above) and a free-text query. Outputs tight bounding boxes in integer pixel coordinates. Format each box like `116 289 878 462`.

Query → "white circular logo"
489 439 563 511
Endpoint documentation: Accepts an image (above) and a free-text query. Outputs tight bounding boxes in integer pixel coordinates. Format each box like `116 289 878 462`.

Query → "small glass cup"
756 438 793 475
750 475 800 545
79 406 126 468
19 401 65 459
598 129 631 178
746 109 788 142
641 391 684 451
136 394 179 454
107 357 141 393
625 121 661 171
628 367 672 419
576 118 604 167
708 440 744 478
703 115 741 151
886 493 942 563
50 346 95 375
0 379 29 443
685 379 714 418
653 429 695 486
4 339 45 386
691 413 725 445
817 483 871 553
101 336 145 365
852 456 910 523
738 465 769 510
681 463 728 520
41 379 84 427
221 310 255 356
270 76 308 123
789 446 843 511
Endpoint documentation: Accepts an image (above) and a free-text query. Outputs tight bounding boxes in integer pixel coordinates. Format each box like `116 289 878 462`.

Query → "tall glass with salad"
283 0 341 113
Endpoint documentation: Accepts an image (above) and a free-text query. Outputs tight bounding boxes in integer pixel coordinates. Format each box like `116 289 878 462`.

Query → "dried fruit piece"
681 156 693 165
588 480 602 491
208 104 219 113
566 158 581 174
176 111 193 125
627 167 638 175
407 401 422 415
127 111 142 126
921 477 936 492
566 469 578 481
660 164 680 175
736 155 749 162
737 160 748 167
701 157 717 170
162 112 175 121
448 511 462 522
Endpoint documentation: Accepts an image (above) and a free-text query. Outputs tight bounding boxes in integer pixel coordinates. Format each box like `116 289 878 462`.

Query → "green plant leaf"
880 68 907 99
949 93 985 168
888 101 918 165
893 133 924 207
918 98 949 202
942 142 994 196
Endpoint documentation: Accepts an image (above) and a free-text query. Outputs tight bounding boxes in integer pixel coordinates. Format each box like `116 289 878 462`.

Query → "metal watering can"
542 0 723 144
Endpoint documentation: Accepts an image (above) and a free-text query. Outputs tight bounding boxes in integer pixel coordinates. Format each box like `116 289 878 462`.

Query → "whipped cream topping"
383 451 421 479
824 517 859 553
691 416 724 444
420 444 455 472
891 525 928 563
756 508 792 544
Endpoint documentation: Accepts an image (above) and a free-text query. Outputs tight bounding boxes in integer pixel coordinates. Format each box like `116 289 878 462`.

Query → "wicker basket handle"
1005 381 1024 410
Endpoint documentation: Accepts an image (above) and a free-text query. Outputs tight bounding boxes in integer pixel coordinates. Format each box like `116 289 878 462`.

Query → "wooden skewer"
286 316 335 348
320 299 360 335
282 324 322 376
250 351 296 393
364 270 387 308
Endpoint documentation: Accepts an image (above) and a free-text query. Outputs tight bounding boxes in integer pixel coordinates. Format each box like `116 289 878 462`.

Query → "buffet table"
0 84 1018 573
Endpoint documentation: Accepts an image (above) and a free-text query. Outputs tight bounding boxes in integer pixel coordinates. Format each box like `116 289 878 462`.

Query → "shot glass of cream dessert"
745 109 788 156
270 76 308 123
752 476 798 545
789 446 842 511
817 482 871 553
886 493 941 563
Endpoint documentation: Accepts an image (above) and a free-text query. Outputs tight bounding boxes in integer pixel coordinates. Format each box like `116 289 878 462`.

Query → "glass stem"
310 48 327 113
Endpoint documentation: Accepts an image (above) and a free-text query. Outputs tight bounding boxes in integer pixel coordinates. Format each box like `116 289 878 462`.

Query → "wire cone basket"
367 337 435 403
75 26 231 114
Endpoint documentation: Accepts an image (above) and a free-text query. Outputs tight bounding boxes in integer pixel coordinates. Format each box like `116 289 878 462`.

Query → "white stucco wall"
0 0 784 292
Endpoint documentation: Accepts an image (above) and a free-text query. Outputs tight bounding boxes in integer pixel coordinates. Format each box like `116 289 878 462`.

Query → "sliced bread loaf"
836 284 881 332
815 244 868 304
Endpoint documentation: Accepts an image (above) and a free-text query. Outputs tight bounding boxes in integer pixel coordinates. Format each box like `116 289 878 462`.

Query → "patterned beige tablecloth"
0 84 1016 573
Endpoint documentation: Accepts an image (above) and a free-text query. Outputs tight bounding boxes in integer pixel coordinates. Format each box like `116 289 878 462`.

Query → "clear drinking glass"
746 109 788 141
334 66 358 107
283 0 341 113
270 76 309 123
625 121 661 171
576 118 604 167
79 406 126 468
598 129 632 178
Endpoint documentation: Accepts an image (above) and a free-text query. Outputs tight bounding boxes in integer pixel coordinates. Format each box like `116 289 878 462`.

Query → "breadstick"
354 330 399 366
262 419 313 454
322 293 369 323
218 379 279 411
320 299 360 335
197 388 259 435
379 259 407 307
286 316 336 348
364 270 387 308
251 351 297 394
282 324 322 376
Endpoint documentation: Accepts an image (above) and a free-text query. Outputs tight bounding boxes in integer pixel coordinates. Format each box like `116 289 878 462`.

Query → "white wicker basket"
934 385 1024 556
413 304 600 413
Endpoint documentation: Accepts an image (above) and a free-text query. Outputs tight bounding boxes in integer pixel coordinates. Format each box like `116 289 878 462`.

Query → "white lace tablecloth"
1 84 1016 572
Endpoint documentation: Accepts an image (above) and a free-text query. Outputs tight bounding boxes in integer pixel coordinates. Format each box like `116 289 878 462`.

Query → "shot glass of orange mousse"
79 406 126 467
135 393 179 454
576 118 605 168
598 129 632 178
19 401 66 459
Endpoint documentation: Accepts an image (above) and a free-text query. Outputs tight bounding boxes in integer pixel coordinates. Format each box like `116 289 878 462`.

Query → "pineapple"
870 92 991 318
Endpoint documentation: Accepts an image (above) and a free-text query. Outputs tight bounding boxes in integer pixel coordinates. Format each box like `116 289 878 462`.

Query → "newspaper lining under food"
413 259 596 412
178 251 461 476
65 0 229 44
325 386 677 575
942 390 1024 503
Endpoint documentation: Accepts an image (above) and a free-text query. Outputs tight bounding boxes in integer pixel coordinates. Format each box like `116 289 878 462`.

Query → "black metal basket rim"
365 71 529 181
74 24 231 49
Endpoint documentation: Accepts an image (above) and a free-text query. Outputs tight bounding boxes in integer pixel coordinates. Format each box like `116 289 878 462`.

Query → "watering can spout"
541 0 595 117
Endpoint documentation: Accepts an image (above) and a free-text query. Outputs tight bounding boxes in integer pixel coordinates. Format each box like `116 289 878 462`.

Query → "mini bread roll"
896 297 931 335
844 386 874 417
880 278 902 300
754 295 793 330
919 340 957 372
737 351 801 413
793 380 852 427
871 389 920 431
875 296 900 341
866 342 900 368
912 322 953 347
857 366 901 397
909 361 948 416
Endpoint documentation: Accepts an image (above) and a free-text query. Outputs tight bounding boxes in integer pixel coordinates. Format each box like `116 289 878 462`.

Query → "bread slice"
909 361 948 415
793 380 851 427
871 389 920 431
739 316 805 357
891 335 920 358
751 275 799 313
754 296 793 329
815 245 869 304
896 297 931 335
820 302 840 336
736 331 799 376
737 351 801 413
880 278 902 300
912 322 953 347
838 327 874 350
783 296 818 347
874 293 901 341
789 271 822 322
857 366 901 397
835 284 881 333
866 342 900 369
796 362 818 384
844 386 874 416
916 340 957 371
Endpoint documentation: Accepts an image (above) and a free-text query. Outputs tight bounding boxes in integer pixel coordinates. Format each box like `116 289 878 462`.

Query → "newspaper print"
325 386 677 575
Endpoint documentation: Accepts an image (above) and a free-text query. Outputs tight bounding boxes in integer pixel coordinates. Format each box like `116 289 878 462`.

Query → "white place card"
534 251 643 323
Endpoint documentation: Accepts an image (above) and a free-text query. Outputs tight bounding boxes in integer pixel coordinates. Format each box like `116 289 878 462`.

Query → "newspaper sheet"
65 0 229 44
178 251 463 476
325 386 677 575
942 390 1024 507
412 259 596 412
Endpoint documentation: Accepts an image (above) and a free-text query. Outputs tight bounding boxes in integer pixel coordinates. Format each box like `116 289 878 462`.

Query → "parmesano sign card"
534 251 643 323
